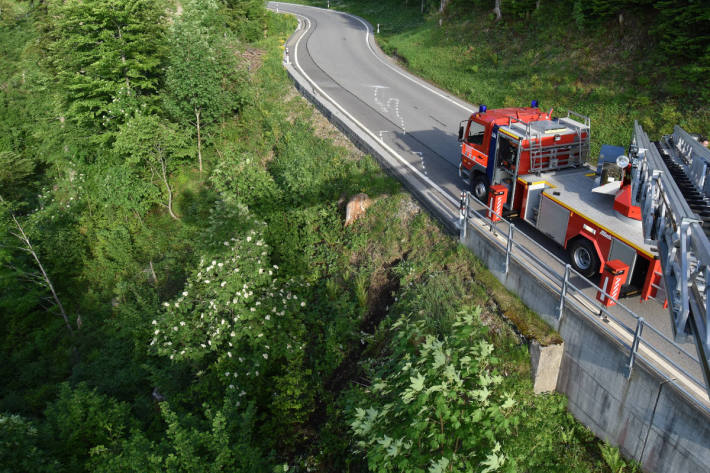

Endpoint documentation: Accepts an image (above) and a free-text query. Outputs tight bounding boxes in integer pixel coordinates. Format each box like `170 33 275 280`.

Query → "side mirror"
458 125 464 142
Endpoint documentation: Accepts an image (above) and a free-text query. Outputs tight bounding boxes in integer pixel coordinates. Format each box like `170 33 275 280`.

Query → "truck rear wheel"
471 174 488 203
568 238 600 278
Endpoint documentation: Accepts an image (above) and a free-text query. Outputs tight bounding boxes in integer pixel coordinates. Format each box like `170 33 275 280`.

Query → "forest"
1 0 707 472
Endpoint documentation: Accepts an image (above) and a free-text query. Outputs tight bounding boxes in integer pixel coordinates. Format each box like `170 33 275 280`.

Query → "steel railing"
459 191 710 413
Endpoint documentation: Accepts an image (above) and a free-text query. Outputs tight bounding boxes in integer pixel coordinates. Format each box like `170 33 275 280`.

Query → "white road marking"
282 10 458 207
372 86 405 133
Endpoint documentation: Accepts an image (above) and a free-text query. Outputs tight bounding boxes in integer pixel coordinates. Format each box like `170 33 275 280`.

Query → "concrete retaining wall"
461 219 710 472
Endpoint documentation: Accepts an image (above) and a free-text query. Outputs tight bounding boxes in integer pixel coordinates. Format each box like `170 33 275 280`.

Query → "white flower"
246 236 252 242
174 302 180 308
220 281 226 287
152 320 157 325
258 333 263 338
239 390 246 396
225 372 230 376
224 241 229 246
201 343 206 348
170 355 174 360
229 384 234 389
154 329 160 335
182 291 188 297
180 350 185 355
211 260 216 265
263 353 268 359
218 262 223 267
163 302 170 307
173 326 178 331
230 331 236 337
300 302 306 307
250 307 256 312
205 280 211 284
180 321 185 326
228 352 232 357
273 265 279 269
232 298 238 304
265 315 270 321
239 357 244 362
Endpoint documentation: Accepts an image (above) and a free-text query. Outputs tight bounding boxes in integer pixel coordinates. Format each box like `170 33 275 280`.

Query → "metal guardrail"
459 192 710 413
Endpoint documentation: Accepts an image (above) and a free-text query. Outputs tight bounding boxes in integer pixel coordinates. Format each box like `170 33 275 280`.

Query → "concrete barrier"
461 218 710 472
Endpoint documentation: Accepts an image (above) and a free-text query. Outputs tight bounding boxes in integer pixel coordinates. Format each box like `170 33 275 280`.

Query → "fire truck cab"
458 103 663 302
458 102 590 205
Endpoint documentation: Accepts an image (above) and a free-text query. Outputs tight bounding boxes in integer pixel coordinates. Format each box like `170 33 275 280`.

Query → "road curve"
270 2 706 401
272 2 473 206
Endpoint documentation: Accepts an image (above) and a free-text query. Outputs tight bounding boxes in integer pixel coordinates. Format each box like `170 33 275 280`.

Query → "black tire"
568 238 600 278
471 174 488 203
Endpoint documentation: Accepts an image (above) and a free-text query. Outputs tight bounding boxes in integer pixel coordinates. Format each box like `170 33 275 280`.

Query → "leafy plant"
350 307 516 473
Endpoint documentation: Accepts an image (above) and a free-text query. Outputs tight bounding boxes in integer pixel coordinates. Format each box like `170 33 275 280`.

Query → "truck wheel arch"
470 172 489 203
566 234 604 278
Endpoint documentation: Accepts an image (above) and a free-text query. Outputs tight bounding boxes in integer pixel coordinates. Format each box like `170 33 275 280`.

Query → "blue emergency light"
479 105 487 113
531 100 539 108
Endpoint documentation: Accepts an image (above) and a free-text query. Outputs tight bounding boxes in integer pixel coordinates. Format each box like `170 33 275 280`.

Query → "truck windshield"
467 121 485 145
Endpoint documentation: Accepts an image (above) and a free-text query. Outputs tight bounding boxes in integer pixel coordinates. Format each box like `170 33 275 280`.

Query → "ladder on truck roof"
631 122 710 394
506 110 590 173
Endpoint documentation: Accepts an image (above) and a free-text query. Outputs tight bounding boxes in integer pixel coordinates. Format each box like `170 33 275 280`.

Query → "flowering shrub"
153 221 312 424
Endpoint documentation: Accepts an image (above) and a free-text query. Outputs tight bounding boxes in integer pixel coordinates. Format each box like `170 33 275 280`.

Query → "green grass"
296 0 709 159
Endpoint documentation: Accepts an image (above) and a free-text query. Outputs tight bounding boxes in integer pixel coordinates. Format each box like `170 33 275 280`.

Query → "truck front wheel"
471 174 488 203
568 238 600 278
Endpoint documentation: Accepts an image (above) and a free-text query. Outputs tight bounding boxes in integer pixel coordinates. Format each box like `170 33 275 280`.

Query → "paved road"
270 2 706 401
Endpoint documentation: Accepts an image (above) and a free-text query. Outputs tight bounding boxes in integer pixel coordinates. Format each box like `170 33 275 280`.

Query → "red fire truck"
457 103 663 301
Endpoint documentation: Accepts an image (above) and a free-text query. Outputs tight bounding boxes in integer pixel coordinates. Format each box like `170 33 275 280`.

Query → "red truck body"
458 105 663 302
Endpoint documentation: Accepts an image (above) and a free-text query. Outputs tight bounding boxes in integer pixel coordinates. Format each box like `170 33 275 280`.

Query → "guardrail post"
627 317 645 379
557 264 571 323
458 192 468 241
505 223 515 274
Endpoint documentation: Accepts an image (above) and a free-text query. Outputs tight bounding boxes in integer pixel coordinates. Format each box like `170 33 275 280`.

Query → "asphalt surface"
270 2 707 403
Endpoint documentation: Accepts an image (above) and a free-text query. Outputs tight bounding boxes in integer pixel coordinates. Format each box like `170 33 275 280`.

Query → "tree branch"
2 197 74 336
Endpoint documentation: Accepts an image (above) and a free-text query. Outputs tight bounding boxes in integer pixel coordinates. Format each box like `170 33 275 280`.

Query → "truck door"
463 119 488 167
486 126 499 185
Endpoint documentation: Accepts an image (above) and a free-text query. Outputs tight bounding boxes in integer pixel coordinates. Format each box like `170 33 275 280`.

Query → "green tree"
44 383 133 472
0 414 60 473
164 0 244 173
46 0 167 132
113 115 191 220
89 400 273 473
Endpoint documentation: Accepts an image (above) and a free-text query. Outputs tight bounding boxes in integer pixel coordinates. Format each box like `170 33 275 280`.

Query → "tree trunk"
421 0 424 14
4 204 74 336
117 27 130 89
149 260 158 285
493 0 502 21
158 151 179 220
439 0 449 13
195 107 202 174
